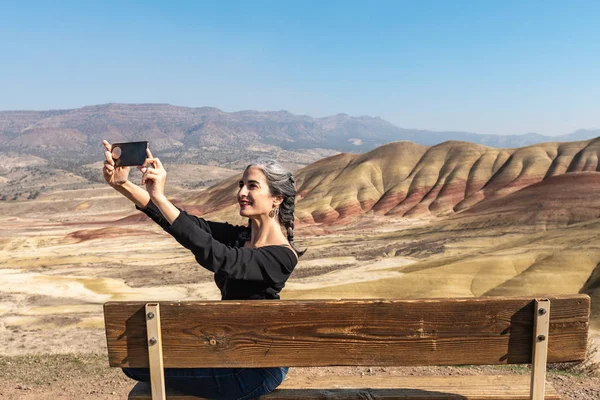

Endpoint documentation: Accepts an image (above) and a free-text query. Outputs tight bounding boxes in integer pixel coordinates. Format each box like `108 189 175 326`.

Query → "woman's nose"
238 185 248 196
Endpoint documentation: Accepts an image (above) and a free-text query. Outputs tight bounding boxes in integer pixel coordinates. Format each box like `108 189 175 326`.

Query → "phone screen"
111 141 148 167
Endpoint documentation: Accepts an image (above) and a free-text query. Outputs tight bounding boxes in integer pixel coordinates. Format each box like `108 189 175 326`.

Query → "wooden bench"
104 295 591 399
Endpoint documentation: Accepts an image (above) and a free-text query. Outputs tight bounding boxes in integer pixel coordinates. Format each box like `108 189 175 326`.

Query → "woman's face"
237 167 279 219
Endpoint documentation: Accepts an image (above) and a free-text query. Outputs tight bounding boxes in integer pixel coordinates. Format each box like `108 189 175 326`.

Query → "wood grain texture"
128 376 561 399
104 295 590 368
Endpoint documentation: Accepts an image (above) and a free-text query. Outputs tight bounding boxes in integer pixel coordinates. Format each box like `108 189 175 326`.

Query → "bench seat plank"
128 375 561 399
105 296 590 368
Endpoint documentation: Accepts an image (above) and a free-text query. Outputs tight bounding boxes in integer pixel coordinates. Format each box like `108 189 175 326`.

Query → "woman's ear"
273 195 284 207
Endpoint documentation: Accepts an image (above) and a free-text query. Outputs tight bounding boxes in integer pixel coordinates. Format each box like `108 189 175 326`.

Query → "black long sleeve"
136 200 297 299
166 213 295 280
136 200 243 245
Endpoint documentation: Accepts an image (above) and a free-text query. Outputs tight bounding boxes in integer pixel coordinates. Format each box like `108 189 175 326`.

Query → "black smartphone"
111 141 148 167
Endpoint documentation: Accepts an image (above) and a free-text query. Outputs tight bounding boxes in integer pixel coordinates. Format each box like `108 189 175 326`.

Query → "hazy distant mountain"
554 129 600 142
1 104 598 167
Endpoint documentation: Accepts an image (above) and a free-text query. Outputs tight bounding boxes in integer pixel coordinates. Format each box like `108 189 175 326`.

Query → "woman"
102 140 302 399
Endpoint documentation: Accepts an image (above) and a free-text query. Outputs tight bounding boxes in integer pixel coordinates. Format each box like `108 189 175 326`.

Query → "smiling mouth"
239 201 252 207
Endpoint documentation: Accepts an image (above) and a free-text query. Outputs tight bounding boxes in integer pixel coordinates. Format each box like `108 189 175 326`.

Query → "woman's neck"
248 217 286 247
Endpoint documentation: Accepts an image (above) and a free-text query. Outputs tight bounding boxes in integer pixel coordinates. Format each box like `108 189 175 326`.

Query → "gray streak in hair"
246 158 306 257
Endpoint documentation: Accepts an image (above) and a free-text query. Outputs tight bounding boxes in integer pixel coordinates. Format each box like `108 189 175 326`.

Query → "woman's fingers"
143 149 166 169
143 157 157 167
142 147 163 170
144 169 161 180
142 167 158 184
103 162 114 183
104 150 115 166
102 140 115 166
141 149 152 171
102 140 112 152
142 157 164 170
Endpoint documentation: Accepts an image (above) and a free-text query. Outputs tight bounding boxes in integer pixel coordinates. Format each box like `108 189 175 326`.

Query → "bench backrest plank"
104 295 590 368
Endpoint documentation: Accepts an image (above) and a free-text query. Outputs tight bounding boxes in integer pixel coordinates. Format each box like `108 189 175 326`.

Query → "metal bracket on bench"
146 303 166 400
530 299 550 400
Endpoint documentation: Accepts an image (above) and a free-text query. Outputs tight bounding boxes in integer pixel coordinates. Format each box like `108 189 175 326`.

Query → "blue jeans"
123 367 288 400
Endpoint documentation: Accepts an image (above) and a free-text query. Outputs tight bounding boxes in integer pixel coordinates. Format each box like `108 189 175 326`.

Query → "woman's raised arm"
139 150 181 224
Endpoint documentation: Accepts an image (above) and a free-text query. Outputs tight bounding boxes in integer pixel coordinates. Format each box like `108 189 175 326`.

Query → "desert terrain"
1 139 599 398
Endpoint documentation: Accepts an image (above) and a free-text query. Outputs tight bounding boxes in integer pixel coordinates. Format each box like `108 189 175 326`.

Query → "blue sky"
1 1 599 135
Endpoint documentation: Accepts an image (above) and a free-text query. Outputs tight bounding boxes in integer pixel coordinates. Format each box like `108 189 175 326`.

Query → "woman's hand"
140 148 168 202
102 140 130 187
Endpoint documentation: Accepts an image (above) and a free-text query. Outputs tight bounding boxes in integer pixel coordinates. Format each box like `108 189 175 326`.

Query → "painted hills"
1 136 599 363
246 138 598 328
184 138 600 227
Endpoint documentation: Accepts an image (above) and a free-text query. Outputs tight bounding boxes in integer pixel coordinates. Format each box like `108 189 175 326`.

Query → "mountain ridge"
1 104 598 165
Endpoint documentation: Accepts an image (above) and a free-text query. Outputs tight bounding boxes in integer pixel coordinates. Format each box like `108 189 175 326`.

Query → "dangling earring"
269 205 279 219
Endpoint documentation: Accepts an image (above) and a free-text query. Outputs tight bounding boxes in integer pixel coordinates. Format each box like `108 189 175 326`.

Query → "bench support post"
146 303 166 400
530 299 550 400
